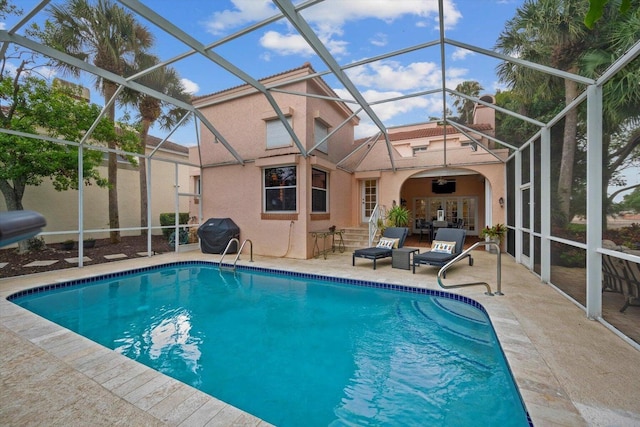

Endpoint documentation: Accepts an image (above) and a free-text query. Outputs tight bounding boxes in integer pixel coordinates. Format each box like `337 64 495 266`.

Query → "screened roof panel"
1 0 638 168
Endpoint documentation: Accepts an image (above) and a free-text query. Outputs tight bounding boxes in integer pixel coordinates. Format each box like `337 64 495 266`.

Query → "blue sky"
3 0 525 145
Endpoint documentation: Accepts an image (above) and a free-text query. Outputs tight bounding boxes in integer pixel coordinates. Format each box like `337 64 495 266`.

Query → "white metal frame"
1 0 639 342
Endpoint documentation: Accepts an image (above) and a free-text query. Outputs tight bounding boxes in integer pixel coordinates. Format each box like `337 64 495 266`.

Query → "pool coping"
0 252 592 426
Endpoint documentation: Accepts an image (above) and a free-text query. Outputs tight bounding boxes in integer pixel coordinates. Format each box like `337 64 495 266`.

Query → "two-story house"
191 64 507 259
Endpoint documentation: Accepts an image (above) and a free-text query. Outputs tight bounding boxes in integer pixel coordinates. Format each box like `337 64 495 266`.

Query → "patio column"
514 150 522 264
540 127 551 283
585 84 603 320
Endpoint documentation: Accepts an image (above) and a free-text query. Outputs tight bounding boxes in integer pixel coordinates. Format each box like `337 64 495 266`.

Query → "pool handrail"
436 240 503 296
220 238 253 271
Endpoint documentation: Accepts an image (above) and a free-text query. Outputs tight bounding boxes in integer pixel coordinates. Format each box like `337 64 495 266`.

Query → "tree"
452 81 484 124
620 185 640 212
496 0 592 225
121 52 191 236
581 1 640 224
0 57 118 251
43 0 153 243
585 0 632 28
496 1 640 228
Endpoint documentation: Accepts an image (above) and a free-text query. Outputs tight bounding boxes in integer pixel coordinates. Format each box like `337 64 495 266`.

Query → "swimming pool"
10 261 530 426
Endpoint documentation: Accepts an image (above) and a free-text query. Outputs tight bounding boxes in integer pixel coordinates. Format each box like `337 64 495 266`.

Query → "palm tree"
495 0 591 225
581 2 640 225
452 81 484 124
121 52 191 236
44 0 153 243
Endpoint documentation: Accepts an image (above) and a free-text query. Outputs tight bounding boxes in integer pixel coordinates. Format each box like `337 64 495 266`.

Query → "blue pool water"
11 262 530 426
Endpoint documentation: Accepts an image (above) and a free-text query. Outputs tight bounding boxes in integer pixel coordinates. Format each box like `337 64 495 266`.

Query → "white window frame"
314 119 329 154
264 165 297 212
311 168 328 213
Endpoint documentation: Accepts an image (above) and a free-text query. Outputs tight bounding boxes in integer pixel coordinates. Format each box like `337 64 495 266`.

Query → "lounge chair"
412 228 473 277
352 227 409 270
620 259 640 313
602 254 625 293
601 254 640 312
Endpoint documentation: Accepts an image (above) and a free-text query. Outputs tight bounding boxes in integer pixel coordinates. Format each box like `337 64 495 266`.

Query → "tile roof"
191 62 318 102
145 134 189 154
355 123 493 144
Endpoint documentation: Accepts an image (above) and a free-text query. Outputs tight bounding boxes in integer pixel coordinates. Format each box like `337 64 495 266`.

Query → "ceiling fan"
436 177 448 185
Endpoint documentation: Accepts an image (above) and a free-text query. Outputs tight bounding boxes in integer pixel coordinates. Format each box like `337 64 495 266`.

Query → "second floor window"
311 168 328 212
266 117 293 149
264 166 297 212
314 119 329 154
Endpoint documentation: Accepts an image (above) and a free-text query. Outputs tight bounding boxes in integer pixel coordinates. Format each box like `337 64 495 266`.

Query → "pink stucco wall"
191 64 506 259
192 65 357 259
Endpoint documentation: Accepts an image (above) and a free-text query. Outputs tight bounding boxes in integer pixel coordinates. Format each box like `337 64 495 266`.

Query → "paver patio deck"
2 248 640 426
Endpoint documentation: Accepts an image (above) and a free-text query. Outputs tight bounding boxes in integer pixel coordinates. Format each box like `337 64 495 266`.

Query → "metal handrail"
436 240 503 296
368 204 384 247
233 239 253 269
219 238 253 271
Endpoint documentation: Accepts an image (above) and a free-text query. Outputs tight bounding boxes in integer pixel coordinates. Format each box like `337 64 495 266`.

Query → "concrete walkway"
2 249 640 426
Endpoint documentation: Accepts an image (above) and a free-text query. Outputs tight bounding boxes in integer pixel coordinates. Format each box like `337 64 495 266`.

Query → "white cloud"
2 61 57 80
207 0 462 58
181 78 200 95
203 0 276 35
301 0 460 30
37 66 57 80
370 33 388 47
335 87 441 126
353 121 380 139
451 48 473 61
491 79 509 93
443 67 470 89
0 23 6 30
260 51 272 62
346 60 442 91
259 31 314 56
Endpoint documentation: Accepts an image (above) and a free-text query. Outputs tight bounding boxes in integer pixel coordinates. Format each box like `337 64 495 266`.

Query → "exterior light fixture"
499 197 504 208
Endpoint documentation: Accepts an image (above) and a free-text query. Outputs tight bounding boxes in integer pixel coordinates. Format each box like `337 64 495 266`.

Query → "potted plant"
61 239 74 250
480 223 507 253
386 205 411 227
83 237 96 249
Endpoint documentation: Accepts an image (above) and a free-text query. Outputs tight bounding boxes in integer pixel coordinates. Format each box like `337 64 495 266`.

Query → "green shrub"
27 236 46 251
159 212 190 240
386 205 411 227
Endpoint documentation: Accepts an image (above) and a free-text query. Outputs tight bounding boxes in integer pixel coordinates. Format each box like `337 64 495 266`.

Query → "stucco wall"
1 149 190 243
361 164 506 236
193 68 357 259
191 66 504 258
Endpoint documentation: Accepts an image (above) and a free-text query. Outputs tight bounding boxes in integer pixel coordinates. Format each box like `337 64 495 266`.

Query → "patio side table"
309 229 345 259
392 247 419 270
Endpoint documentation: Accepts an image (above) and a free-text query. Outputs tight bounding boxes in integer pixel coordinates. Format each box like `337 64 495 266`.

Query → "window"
264 166 297 212
412 146 428 155
461 141 478 151
314 119 329 154
194 176 201 204
266 117 292 149
311 168 328 212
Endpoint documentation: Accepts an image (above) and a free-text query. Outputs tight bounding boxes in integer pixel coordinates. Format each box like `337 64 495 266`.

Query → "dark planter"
83 240 96 249
61 241 75 250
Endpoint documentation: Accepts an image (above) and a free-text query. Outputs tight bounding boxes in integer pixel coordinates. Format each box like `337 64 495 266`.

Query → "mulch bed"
0 235 173 279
